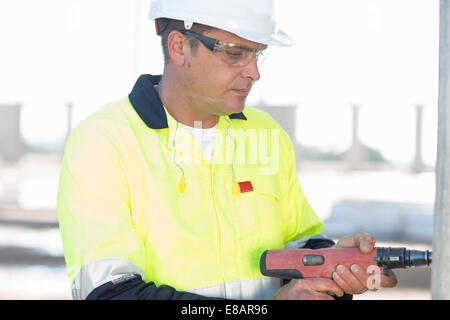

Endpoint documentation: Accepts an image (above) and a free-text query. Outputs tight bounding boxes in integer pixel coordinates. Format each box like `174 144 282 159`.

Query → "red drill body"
260 247 432 279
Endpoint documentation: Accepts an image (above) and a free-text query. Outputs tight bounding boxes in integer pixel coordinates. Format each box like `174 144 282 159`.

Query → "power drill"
260 247 432 279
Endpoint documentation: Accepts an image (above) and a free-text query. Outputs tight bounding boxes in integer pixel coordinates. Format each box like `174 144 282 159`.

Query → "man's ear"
167 30 186 66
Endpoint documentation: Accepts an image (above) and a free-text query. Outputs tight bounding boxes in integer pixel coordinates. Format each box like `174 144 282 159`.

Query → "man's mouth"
231 88 250 96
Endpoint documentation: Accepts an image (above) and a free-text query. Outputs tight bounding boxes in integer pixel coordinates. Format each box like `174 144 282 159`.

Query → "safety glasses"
180 30 268 67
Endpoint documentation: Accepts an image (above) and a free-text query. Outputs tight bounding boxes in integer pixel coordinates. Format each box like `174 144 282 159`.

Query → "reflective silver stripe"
71 258 146 300
284 234 331 249
182 277 282 300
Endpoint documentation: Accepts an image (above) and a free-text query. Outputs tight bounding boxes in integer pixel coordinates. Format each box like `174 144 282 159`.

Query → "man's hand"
270 278 344 300
332 232 398 294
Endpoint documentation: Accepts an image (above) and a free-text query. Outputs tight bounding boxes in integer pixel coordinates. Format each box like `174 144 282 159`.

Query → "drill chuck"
374 247 432 269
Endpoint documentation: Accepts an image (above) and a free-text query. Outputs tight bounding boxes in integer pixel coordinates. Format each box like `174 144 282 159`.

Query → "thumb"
335 232 375 252
357 233 375 253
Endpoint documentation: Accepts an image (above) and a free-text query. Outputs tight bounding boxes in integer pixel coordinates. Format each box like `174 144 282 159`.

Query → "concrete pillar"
411 105 424 173
60 102 74 157
66 102 73 140
0 104 23 162
255 101 303 165
432 0 450 300
346 105 364 170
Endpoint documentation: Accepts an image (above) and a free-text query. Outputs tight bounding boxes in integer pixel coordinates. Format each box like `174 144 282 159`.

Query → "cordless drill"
260 247 432 279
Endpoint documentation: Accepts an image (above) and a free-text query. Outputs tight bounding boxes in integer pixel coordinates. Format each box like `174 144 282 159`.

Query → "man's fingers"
332 271 354 294
334 264 398 293
333 264 367 294
380 270 398 288
355 266 397 289
313 292 336 300
300 278 344 298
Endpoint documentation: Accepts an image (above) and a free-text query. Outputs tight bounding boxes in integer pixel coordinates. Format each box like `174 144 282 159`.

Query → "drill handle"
260 247 380 279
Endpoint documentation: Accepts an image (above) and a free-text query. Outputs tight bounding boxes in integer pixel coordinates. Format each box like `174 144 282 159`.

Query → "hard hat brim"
149 4 295 47
231 28 295 47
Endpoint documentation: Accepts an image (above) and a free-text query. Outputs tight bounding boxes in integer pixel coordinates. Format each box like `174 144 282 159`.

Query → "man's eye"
225 49 244 58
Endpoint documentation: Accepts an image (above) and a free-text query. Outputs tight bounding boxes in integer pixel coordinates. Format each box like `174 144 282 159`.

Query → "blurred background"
0 0 438 299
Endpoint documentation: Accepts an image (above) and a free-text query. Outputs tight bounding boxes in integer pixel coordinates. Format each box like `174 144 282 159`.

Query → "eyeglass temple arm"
180 30 219 52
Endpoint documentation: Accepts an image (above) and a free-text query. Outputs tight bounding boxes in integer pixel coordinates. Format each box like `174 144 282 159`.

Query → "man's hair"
158 19 215 64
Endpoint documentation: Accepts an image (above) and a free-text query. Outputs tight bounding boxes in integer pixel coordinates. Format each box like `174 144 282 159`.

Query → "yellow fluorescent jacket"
57 74 324 299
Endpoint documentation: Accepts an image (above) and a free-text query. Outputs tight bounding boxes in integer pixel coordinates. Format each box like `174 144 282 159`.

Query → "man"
57 0 397 300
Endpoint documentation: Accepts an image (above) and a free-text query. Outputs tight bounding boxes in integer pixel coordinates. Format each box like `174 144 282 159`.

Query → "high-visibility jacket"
57 74 324 300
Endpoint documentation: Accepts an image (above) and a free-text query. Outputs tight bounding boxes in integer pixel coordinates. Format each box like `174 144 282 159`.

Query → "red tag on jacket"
238 181 254 193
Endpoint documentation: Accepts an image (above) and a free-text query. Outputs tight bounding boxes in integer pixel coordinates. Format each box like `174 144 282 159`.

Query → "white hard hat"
148 0 295 47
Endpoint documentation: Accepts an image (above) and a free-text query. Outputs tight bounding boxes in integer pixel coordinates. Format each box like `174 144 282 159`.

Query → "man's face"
181 28 265 118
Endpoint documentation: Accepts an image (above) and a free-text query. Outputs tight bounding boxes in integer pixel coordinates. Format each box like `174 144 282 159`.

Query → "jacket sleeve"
57 121 216 300
86 275 225 300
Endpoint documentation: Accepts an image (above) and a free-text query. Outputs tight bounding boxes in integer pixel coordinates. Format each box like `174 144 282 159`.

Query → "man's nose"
241 57 261 82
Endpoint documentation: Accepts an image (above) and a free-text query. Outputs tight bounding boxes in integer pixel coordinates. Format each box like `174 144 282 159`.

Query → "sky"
0 0 440 166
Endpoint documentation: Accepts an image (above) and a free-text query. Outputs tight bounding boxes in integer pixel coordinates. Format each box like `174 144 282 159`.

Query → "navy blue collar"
128 74 247 130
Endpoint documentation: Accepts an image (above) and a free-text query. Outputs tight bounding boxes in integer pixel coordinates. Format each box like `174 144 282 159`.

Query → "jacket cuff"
86 275 226 300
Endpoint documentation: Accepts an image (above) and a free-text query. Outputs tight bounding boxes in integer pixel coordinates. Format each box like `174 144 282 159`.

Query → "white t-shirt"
180 123 217 163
